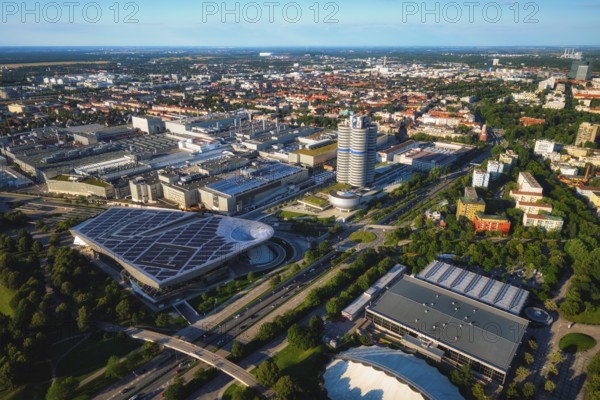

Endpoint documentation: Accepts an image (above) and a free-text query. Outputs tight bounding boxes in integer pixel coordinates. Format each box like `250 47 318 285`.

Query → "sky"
0 0 598 47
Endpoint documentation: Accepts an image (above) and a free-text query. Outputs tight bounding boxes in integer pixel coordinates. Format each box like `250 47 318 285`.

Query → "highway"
94 146 494 400
125 328 270 394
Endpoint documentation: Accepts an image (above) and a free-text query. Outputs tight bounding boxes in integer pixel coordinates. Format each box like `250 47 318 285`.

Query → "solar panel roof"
71 207 274 289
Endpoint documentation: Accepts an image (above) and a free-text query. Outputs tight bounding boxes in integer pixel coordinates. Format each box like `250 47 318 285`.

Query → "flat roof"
71 207 273 289
519 172 542 189
368 275 528 372
205 163 302 197
293 142 338 156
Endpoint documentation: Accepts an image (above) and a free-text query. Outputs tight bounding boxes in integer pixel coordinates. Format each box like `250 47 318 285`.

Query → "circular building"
328 190 361 212
324 346 464 400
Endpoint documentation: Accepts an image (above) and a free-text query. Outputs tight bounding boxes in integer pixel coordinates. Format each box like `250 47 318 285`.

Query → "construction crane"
559 164 592 188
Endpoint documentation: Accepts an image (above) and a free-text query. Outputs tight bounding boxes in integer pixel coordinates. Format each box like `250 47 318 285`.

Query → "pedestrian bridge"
121 327 270 396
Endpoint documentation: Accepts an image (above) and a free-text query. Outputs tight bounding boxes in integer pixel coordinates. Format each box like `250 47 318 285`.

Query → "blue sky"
0 0 598 46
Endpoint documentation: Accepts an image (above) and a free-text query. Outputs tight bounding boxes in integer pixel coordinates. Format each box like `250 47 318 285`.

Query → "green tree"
155 313 170 327
255 359 280 387
506 382 519 399
549 350 566 364
273 375 301 400
309 316 324 336
163 375 185 400
450 364 472 388
472 382 489 400
524 352 534 366
544 379 556 392
515 366 530 381
31 240 43 254
231 340 245 360
77 306 91 332
522 382 536 399
104 355 126 379
247 272 256 283
115 298 131 322
46 377 79 400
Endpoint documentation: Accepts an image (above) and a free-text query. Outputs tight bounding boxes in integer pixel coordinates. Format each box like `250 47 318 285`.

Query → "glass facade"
366 310 508 384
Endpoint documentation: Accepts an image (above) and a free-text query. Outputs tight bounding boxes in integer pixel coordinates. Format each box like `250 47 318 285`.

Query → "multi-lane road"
95 146 495 400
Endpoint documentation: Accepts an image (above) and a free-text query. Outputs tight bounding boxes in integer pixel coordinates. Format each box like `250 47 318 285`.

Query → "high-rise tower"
336 116 378 187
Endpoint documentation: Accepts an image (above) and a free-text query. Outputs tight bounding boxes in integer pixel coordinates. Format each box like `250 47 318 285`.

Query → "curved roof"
325 346 464 400
71 207 273 289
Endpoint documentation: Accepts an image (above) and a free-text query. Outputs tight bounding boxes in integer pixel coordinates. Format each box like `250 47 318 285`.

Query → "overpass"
116 327 271 396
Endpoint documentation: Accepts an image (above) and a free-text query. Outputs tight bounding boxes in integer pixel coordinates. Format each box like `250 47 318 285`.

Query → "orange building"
473 213 511 236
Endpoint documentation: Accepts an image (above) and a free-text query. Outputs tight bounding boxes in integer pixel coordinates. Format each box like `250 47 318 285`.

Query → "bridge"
101 325 270 396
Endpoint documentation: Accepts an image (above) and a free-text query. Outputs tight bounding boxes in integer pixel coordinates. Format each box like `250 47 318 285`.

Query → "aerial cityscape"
0 2 599 400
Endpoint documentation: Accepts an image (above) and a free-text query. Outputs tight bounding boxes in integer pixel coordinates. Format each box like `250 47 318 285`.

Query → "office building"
337 116 378 187
200 163 309 215
456 187 486 221
568 60 594 81
472 169 490 188
366 271 528 384
341 265 406 321
47 175 114 198
130 174 163 203
576 123 599 147
523 214 564 232
132 116 166 134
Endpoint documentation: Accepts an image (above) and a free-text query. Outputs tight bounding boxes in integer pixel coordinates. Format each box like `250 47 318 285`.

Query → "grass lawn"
349 231 377 243
273 345 325 393
56 336 140 380
320 182 351 194
559 333 597 353
278 211 310 220
301 196 330 208
0 284 15 317
567 308 600 325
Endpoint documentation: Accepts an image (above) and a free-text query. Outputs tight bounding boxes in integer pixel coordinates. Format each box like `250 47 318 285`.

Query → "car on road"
121 387 134 394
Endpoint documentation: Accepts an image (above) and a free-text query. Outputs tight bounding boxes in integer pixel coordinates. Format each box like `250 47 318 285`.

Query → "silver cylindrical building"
337 116 377 187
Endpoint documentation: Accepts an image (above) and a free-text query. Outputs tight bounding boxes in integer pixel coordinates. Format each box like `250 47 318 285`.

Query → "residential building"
523 214 564 232
499 151 519 170
516 201 553 215
337 116 378 187
472 169 490 188
486 161 504 180
473 213 511 235
456 187 486 221
517 172 544 194
534 140 558 156
510 191 544 203
575 123 599 146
